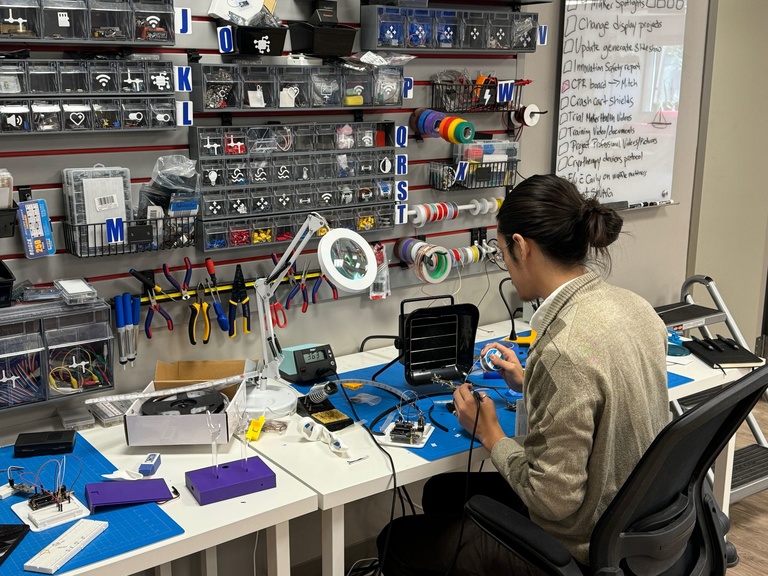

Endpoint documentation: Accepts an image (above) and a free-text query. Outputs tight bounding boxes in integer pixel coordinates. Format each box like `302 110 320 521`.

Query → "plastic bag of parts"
137 155 200 219
151 155 200 195
370 242 391 300
343 51 416 70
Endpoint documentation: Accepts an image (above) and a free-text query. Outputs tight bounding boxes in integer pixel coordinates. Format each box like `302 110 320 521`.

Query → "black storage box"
230 25 289 56
289 22 357 56
0 260 14 308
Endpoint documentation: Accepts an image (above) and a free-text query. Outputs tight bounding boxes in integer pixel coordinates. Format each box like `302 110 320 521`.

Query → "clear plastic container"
53 278 97 304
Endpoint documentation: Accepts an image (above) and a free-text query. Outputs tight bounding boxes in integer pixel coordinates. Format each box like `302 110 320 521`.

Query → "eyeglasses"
489 237 508 271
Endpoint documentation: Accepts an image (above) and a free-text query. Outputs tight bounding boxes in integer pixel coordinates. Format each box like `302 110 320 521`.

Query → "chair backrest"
590 364 768 576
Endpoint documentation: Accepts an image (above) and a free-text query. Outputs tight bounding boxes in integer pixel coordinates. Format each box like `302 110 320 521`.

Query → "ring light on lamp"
247 213 377 418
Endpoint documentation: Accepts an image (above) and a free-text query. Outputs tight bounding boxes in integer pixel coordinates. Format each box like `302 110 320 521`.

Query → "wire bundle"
409 197 502 228
394 238 452 284
409 108 475 143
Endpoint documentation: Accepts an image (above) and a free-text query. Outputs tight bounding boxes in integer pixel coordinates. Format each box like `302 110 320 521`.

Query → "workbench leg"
322 506 345 576
154 563 172 576
713 436 735 516
267 522 290 576
202 547 218 576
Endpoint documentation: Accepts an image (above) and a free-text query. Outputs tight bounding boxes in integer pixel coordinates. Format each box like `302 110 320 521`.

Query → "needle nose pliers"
163 257 193 300
228 264 251 338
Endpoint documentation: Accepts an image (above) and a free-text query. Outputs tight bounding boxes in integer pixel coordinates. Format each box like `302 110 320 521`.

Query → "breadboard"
24 519 107 574
11 495 90 532
0 434 183 575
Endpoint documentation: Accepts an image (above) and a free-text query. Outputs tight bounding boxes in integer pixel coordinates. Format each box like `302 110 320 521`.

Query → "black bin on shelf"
228 25 289 56
0 260 15 308
288 22 357 56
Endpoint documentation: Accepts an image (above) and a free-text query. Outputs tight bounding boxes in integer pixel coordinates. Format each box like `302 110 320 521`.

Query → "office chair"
464 364 768 576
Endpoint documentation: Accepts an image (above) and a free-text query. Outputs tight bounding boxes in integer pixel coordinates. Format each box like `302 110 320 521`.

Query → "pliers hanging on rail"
312 273 339 303
189 282 211 345
130 268 174 339
163 257 193 300
228 264 251 338
285 261 310 313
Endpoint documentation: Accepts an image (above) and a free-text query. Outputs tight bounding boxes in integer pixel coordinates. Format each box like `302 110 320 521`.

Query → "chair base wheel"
726 541 740 568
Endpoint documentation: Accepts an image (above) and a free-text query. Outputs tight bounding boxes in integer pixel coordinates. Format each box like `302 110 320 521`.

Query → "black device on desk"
296 381 354 432
279 343 336 384
13 431 76 457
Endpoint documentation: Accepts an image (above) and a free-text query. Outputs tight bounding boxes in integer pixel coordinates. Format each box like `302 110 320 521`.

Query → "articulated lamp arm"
255 213 329 384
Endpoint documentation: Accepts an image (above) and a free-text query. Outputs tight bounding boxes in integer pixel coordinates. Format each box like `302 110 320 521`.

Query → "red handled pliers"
163 257 193 300
312 274 339 303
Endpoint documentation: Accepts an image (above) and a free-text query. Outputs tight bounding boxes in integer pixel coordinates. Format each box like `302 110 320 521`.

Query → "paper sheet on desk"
0 434 183 576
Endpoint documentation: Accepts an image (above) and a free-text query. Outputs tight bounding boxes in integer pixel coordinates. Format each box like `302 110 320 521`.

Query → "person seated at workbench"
376 174 670 575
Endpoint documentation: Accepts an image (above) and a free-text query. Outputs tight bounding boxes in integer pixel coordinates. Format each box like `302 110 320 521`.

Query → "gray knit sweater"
490 271 669 565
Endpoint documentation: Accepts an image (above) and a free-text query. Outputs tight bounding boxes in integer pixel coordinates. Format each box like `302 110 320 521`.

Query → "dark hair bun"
581 198 623 249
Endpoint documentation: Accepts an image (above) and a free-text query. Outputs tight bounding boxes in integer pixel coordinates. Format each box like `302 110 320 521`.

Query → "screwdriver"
205 258 229 332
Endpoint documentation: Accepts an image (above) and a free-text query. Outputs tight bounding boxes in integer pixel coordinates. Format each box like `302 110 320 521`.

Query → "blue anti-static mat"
318 333 690 462
0 433 183 575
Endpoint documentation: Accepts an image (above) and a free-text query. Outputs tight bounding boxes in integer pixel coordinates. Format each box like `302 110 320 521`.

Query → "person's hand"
453 384 506 451
480 343 524 392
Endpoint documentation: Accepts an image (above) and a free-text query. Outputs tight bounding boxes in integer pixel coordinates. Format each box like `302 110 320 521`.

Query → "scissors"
269 299 287 329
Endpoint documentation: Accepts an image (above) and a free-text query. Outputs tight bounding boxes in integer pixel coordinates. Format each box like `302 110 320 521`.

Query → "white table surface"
1 423 318 576
250 320 750 576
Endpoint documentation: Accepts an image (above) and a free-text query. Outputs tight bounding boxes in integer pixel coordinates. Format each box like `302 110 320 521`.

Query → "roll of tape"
423 111 446 138
445 117 465 143
439 116 459 140
410 108 427 133
417 108 432 134
523 104 541 127
451 120 475 144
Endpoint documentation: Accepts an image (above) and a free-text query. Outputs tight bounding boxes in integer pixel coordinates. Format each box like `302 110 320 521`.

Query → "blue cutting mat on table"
0 433 183 575
322 333 690 462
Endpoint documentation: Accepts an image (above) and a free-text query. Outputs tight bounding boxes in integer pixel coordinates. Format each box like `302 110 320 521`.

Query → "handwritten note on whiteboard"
555 0 687 206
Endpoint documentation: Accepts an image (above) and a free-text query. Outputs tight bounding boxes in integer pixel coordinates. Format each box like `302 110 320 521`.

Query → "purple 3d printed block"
185 456 276 505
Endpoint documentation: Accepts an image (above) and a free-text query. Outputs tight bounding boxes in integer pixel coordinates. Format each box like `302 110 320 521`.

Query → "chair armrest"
465 495 584 576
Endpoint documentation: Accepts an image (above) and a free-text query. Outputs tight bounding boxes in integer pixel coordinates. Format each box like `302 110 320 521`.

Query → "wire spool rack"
407 198 502 229
394 237 493 284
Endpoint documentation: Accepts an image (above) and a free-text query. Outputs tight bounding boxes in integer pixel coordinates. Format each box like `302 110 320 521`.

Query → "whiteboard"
554 0 688 206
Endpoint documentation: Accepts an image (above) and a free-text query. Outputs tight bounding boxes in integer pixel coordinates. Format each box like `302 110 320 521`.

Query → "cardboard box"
124 359 255 446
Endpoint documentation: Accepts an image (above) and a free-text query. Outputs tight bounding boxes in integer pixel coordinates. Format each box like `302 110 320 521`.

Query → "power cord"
444 390 482 576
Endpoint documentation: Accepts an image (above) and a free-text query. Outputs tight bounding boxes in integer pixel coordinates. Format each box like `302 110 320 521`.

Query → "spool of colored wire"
417 108 434 134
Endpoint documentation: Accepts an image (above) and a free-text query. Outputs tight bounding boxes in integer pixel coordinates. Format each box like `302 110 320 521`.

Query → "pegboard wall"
0 0 551 428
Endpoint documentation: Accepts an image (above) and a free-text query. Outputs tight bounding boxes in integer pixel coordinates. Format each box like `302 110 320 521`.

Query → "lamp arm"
255 213 329 383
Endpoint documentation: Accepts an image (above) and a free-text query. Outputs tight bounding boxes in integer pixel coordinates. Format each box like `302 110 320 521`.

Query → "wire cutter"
312 273 339 303
285 261 310 313
228 264 251 338
189 282 211 345
145 290 173 339
163 257 193 300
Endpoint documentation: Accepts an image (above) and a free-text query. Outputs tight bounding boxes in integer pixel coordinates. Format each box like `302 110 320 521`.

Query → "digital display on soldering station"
303 350 326 363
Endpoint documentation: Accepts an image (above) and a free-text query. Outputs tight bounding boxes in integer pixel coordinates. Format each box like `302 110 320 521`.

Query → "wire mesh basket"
429 160 517 191
63 216 196 257
431 81 522 113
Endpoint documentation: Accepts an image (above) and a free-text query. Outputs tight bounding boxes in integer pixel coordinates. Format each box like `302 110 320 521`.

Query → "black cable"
476 261 492 309
428 403 449 432
444 392 482 576
335 375 398 576
401 485 417 515
371 352 404 383
498 277 517 340
359 335 399 353
397 487 406 517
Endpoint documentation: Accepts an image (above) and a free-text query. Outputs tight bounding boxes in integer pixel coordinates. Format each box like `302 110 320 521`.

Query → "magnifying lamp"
247 213 377 418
